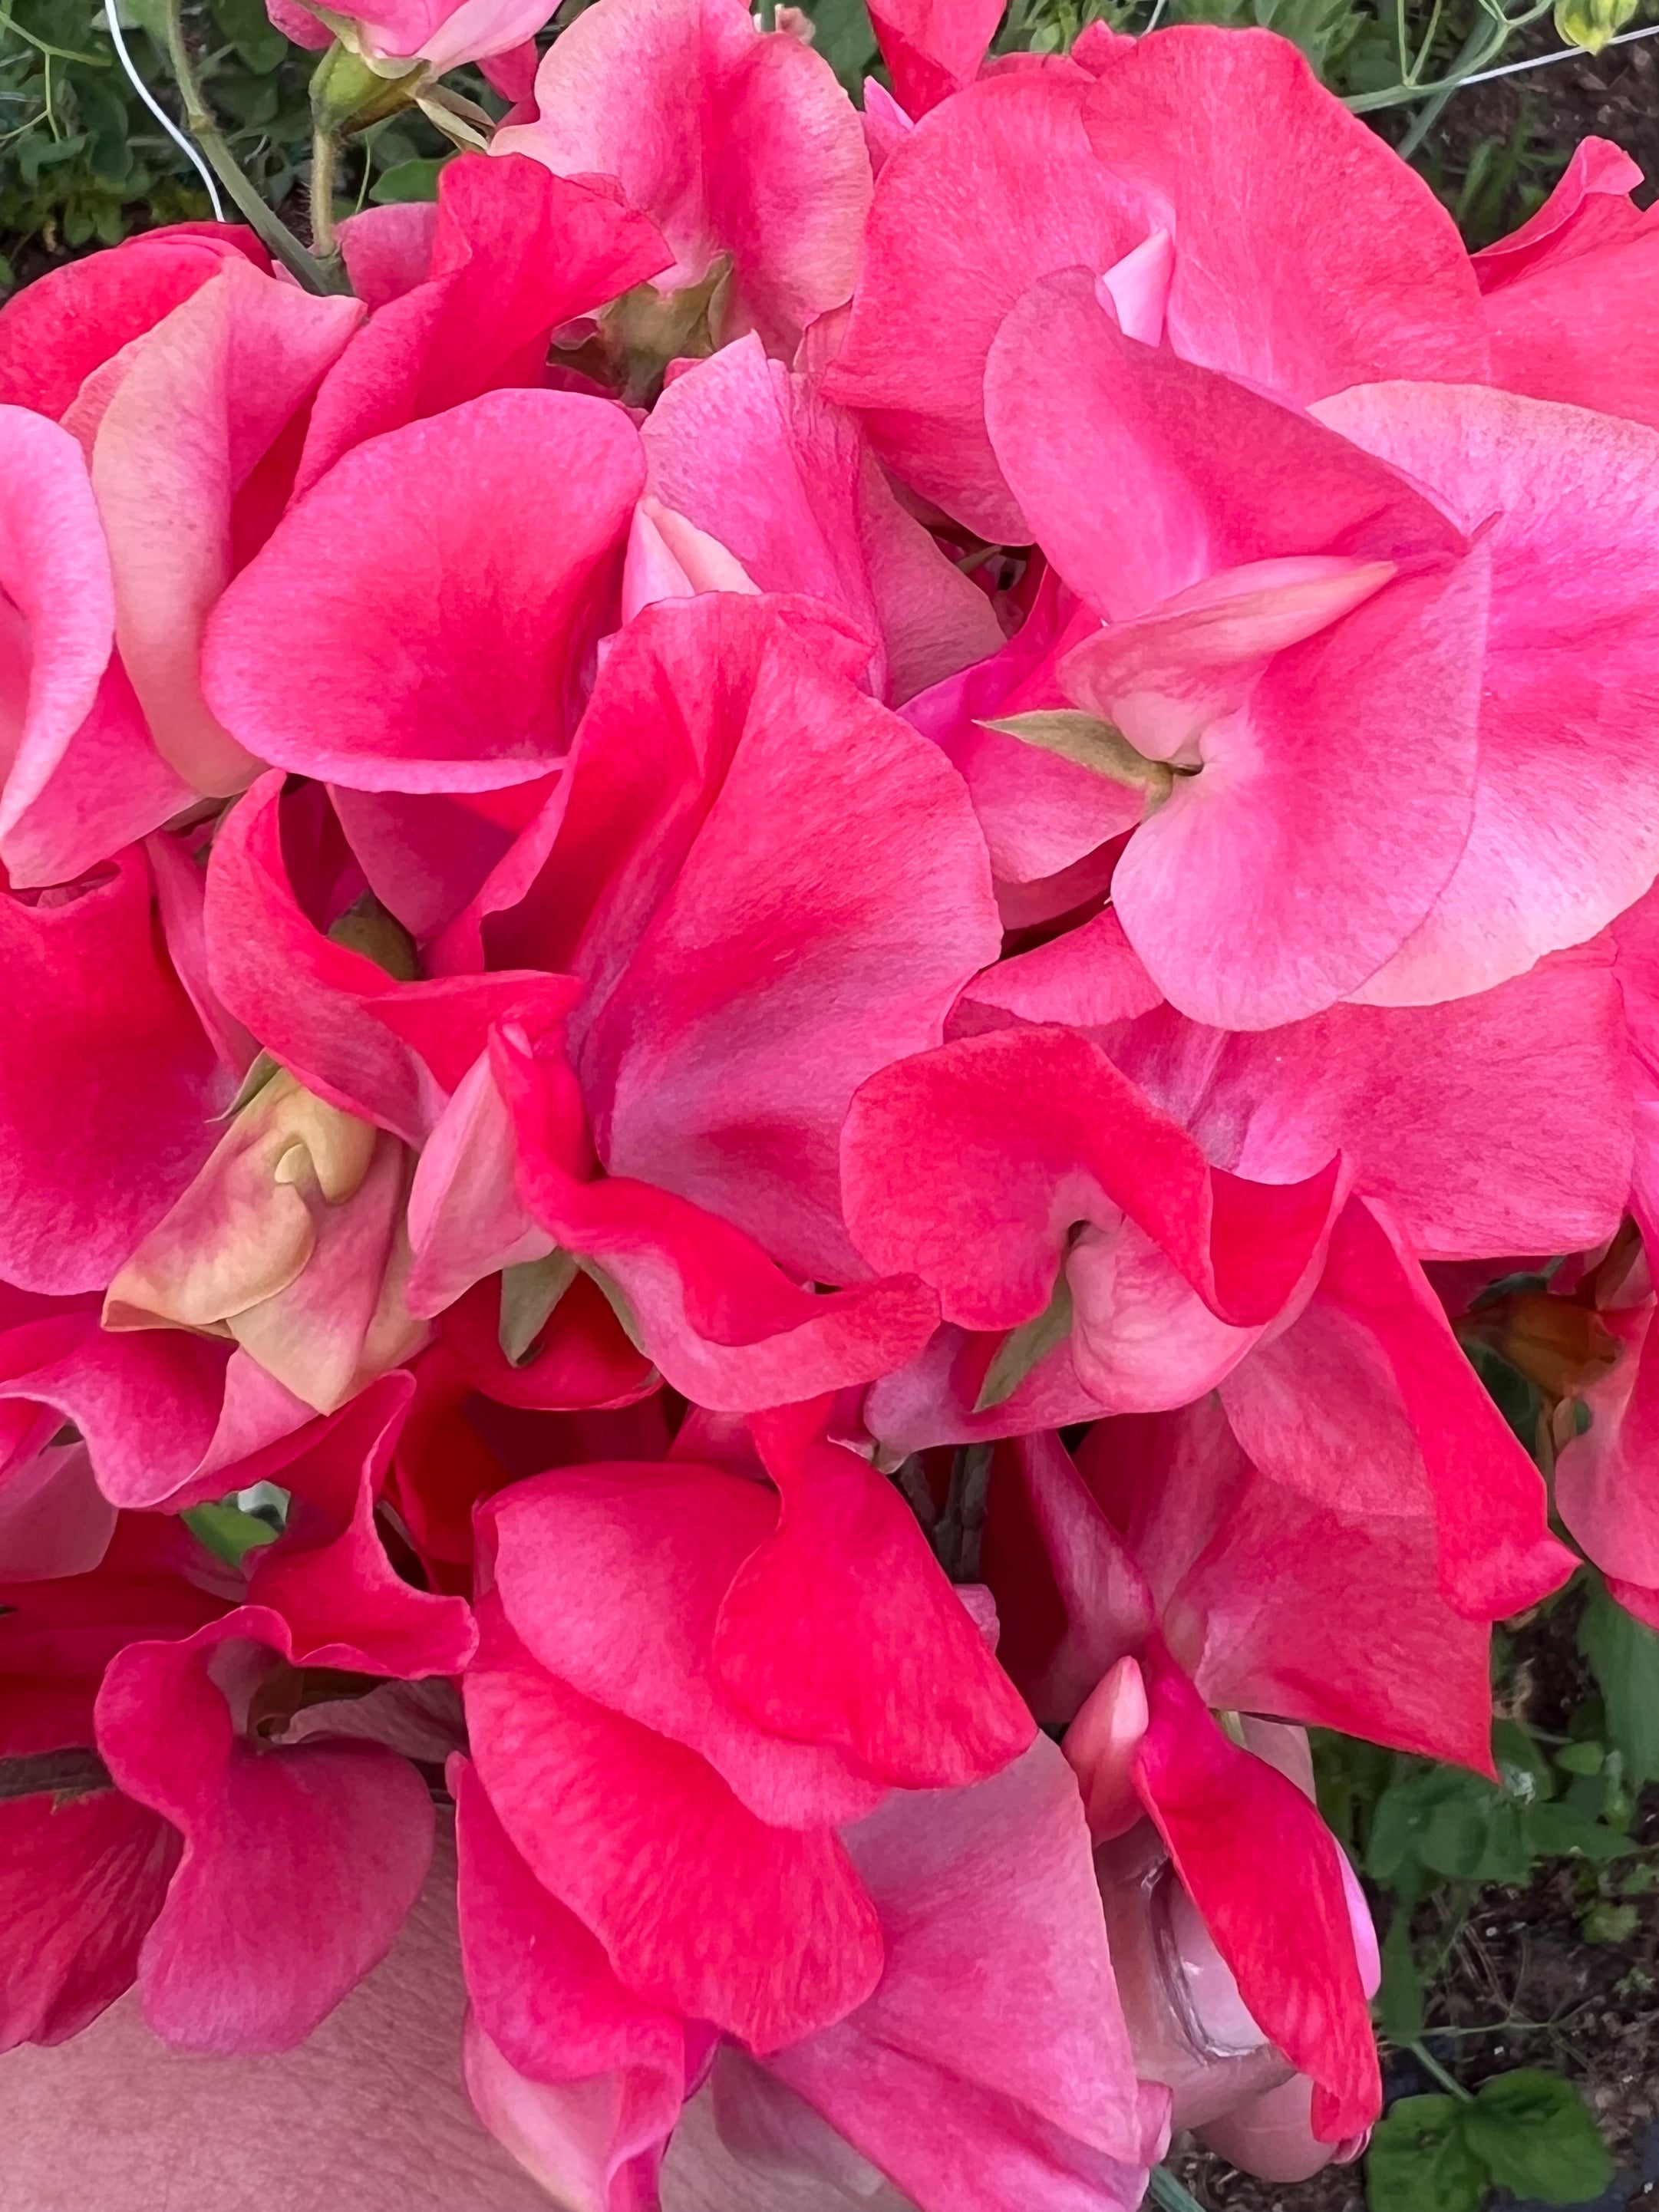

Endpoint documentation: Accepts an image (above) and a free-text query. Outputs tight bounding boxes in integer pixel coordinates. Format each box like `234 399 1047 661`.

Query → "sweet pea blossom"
7 14 1659 2207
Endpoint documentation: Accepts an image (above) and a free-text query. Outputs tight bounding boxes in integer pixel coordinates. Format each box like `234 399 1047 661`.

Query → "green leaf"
1463 2069 1611 2204
1553 1738 1606 1777
1580 1577 1659 1788
1494 1716 1556 1802
1366 2095 1486 2212
1583 1899 1639 1944
1377 1913 1425 2046
371 154 448 202
210 0 290 73
1525 1799 1638 1862
975 1273 1074 1411
183 1500 282 1568
800 0 877 87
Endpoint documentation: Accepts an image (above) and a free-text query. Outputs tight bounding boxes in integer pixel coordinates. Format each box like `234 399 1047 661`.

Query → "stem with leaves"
154 0 349 293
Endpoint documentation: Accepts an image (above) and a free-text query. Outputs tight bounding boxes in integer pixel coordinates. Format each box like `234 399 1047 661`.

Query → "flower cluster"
3 1 1659 2205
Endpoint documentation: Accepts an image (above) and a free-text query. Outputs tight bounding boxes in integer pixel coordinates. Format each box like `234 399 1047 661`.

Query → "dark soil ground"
1383 18 1659 243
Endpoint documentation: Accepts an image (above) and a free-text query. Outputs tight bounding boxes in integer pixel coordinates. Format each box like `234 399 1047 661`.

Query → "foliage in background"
7 0 1657 284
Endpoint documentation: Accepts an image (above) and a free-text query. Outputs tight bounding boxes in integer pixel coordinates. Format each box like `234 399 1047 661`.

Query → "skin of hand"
0 1818 897 2212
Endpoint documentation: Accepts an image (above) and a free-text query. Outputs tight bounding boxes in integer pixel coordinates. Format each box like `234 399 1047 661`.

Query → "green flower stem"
155 0 351 294
308 121 344 269
1145 2167 1209 2212
1412 2039 1476 2102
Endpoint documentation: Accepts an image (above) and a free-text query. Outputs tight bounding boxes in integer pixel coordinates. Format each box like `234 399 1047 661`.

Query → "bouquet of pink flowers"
2 0 1657 2203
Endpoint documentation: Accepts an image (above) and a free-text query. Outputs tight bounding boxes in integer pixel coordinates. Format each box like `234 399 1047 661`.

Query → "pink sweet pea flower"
493 0 872 357
842 1021 1346 1442
980 1429 1390 2145
451 1403 1160 2211
629 334 1003 706
404 592 1000 1408
458 1415 1030 2063
981 270 1486 1027
823 26 1485 541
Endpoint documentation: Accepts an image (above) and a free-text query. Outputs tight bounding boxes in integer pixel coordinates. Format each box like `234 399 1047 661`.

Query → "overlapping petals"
7 15 1659 2208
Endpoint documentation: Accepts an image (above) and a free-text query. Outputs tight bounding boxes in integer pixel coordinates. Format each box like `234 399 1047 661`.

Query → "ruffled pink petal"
3 657 191 893
1077 1398 1496 1773
490 592 1000 1284
298 153 668 496
0 1312 310 1514
94 1604 435 2053
1219 1196 1575 1620
985 269 1483 1027
496 1024 940 1410
454 1754 688 2085
0 226 265 421
1103 942 1633 1262
485 1462 886 1828
1077 29 1485 401
710 1403 1034 1788
1475 137 1659 430
463 1595 885 2052
87 256 362 796
0 849 224 1294
1319 381 1659 1003
640 332 1001 705
979 1430 1156 1726
335 202 440 308
464 2018 681 2212
824 65 1133 539
0 1787 180 2051
0 407 119 853
1130 1643 1378 2144
455 1754 694 2208
494 0 870 355
842 1024 1341 1334
206 772 581 1145
900 566 1140 887
246 1374 476 1675
203 391 643 794
0 1432 116 1582
764 1737 1162 2210
868 0 1004 114
964 909 1163 1029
